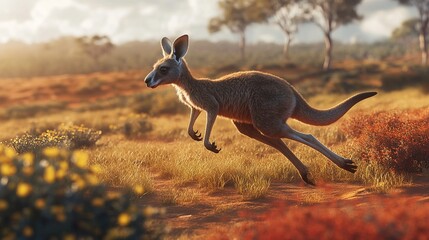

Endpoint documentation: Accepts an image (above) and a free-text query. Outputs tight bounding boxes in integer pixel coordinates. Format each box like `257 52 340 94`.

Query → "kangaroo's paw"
188 130 202 141
342 159 357 173
204 141 221 153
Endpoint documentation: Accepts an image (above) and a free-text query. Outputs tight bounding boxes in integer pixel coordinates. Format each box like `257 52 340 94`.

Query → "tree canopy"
391 18 421 39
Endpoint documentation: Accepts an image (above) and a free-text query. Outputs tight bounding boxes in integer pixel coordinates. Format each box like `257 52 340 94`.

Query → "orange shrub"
224 197 429 240
342 109 429 173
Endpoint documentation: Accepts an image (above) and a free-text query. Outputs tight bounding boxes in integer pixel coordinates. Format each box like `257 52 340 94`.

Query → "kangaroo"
144 34 377 185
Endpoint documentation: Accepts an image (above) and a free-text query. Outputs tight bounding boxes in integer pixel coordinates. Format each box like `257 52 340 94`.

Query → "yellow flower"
0 200 8 210
90 164 102 174
1 164 17 176
43 147 60 158
91 198 104 207
16 183 32 197
133 185 145 195
23 226 33 237
21 153 34 166
73 179 86 190
44 166 55 183
64 234 76 240
86 174 99 185
59 161 69 170
51 205 64 215
35 199 45 209
73 151 88 168
117 213 131 226
4 147 16 159
22 166 34 176
143 206 159 216
56 169 67 180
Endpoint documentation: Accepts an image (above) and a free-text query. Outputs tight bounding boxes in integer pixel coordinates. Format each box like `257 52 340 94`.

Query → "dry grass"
1 79 428 200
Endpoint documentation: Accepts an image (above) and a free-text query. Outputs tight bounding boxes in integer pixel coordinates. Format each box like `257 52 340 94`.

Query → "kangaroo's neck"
172 60 201 92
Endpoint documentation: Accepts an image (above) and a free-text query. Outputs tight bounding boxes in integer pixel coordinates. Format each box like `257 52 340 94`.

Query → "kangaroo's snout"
144 71 157 88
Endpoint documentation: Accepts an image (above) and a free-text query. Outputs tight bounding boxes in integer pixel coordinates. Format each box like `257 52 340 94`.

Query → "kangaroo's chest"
175 87 202 110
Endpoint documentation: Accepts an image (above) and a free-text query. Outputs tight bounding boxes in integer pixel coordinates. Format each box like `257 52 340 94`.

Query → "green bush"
9 124 102 153
0 145 164 239
116 114 153 138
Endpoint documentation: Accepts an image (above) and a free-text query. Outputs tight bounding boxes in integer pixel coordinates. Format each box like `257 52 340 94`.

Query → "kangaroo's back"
209 71 296 123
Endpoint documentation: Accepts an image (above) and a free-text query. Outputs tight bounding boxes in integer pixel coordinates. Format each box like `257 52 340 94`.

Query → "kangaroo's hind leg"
233 121 315 185
255 120 357 173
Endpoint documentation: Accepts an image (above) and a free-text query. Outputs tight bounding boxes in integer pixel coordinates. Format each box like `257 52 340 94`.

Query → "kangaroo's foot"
300 171 316 186
204 141 221 153
188 129 202 141
340 158 357 173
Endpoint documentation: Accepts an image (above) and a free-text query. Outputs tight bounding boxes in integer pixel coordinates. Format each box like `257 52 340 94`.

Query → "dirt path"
137 173 429 239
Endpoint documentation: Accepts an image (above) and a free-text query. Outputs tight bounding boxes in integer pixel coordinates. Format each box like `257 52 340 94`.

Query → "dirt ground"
139 173 429 239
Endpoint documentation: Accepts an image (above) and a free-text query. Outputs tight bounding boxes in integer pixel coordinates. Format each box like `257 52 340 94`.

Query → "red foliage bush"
224 197 429 240
341 109 429 173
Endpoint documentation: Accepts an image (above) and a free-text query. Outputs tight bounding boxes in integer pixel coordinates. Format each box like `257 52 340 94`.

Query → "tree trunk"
419 27 428 65
283 35 292 60
239 31 246 62
323 32 332 71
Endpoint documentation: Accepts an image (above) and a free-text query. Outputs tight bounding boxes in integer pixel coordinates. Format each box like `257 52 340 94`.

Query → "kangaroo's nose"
144 71 155 85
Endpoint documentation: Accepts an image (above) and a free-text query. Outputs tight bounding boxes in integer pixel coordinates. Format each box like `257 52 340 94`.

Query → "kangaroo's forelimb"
204 110 221 153
188 108 202 141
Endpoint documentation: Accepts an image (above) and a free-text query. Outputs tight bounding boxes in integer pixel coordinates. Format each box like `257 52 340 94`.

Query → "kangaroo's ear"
172 34 189 61
161 37 172 57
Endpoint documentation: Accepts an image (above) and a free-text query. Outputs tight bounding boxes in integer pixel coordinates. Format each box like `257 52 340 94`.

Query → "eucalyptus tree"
305 0 362 70
396 0 429 65
208 0 276 61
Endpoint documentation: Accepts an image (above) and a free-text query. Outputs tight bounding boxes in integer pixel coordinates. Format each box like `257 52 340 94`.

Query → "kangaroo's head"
144 34 189 88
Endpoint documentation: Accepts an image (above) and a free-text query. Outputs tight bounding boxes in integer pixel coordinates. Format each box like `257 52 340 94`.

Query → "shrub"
9 124 102 153
342 109 429 173
118 114 153 138
0 145 164 239
380 67 429 91
223 197 429 240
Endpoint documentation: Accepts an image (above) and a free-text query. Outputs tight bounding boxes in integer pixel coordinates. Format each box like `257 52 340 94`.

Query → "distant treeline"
0 37 418 78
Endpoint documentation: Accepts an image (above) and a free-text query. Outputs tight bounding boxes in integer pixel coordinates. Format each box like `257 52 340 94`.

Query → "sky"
0 0 419 45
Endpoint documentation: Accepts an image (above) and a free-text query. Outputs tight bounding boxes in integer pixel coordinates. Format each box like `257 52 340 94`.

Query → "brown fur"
145 35 377 185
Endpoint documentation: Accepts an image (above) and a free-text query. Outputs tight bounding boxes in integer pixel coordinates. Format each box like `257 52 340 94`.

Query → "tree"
272 0 304 60
208 0 275 61
76 35 114 64
391 18 420 40
396 0 429 65
305 0 361 70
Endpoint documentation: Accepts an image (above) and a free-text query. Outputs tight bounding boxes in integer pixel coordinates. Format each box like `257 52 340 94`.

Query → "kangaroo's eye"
159 66 169 74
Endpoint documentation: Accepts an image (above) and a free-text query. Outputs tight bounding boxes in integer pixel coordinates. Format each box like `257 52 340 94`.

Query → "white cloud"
0 0 37 22
360 6 415 38
0 0 421 44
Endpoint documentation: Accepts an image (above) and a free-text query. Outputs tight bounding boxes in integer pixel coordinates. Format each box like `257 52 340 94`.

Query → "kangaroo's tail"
291 90 377 126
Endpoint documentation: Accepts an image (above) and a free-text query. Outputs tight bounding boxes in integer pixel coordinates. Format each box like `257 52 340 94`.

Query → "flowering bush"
342 109 429 173
9 124 102 153
0 145 164 239
224 197 429 240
